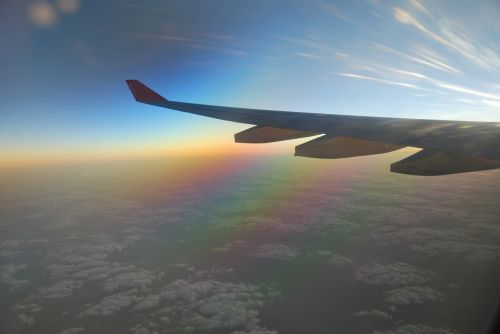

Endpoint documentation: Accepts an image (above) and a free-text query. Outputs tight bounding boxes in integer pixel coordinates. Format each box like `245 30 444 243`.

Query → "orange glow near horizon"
1 135 420 170
0 137 306 169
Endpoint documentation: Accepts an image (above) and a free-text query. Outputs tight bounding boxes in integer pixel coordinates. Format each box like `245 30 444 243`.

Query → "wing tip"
126 80 167 104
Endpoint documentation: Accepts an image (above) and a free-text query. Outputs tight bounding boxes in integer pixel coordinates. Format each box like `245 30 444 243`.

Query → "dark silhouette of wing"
126 80 500 176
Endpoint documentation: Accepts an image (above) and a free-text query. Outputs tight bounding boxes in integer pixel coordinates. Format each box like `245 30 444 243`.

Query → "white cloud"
384 286 444 305
355 262 434 286
374 226 500 264
129 33 246 57
0 239 23 259
373 43 462 75
328 254 352 266
393 6 500 71
151 279 277 333
340 62 500 104
294 52 323 60
130 324 159 334
353 309 392 321
250 244 298 261
0 264 29 292
389 68 428 80
409 0 432 16
168 263 195 272
61 327 84 334
135 294 161 310
102 269 164 292
71 262 133 282
0 248 21 258
190 267 235 280
316 250 332 257
41 280 81 299
373 324 456 334
79 289 139 317
231 329 278 334
338 73 419 89
13 303 42 313
435 82 500 101
314 1 359 24
312 217 360 237
212 240 245 252
16 313 35 327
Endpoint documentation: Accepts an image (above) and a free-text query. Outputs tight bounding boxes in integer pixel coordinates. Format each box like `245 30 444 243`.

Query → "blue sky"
1 0 500 165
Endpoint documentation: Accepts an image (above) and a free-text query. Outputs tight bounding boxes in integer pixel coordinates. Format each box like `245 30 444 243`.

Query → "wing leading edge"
125 80 500 176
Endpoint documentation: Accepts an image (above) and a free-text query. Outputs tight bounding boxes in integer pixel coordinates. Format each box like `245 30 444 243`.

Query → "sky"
2 0 500 167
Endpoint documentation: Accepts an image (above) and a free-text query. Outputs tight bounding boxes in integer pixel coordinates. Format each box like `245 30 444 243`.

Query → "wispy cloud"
438 20 500 70
313 1 359 24
393 7 447 44
435 82 500 101
293 52 323 60
127 33 192 42
339 65 500 102
199 33 238 41
387 68 428 80
393 6 500 70
413 46 463 75
409 0 432 16
276 35 337 54
127 33 246 57
337 72 419 89
373 43 462 75
183 43 247 57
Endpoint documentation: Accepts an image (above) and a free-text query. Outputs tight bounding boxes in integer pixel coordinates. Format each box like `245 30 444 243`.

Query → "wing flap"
391 150 500 176
295 136 404 159
235 126 318 143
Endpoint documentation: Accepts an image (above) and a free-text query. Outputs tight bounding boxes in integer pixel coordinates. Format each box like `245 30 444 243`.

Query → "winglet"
126 80 167 104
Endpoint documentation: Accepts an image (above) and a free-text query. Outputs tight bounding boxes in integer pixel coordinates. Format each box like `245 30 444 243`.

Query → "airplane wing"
126 79 500 176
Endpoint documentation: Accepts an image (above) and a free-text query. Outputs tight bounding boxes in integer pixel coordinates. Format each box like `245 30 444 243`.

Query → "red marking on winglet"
126 80 167 103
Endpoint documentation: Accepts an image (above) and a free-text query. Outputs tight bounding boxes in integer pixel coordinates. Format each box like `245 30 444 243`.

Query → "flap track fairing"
391 150 500 176
295 136 404 159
